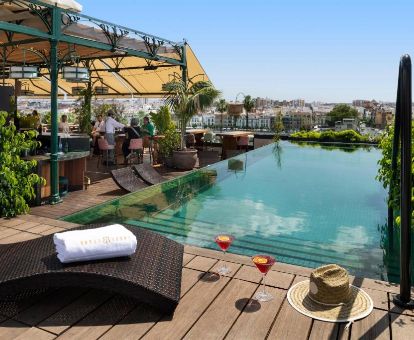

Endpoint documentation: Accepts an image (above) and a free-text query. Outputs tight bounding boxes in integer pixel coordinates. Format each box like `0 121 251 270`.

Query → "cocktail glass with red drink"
252 254 276 302
214 234 234 275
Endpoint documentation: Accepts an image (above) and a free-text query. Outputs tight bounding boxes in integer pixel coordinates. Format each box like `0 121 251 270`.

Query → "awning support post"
181 41 188 86
49 6 62 205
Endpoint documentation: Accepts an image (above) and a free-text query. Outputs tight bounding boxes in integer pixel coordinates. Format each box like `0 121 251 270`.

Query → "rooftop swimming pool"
64 141 408 282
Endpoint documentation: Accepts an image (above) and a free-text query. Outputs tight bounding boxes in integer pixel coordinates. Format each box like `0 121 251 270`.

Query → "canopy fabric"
0 1 210 97
32 0 82 12
1 45 208 97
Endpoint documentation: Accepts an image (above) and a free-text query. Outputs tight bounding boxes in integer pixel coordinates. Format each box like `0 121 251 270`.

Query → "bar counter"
25 151 90 205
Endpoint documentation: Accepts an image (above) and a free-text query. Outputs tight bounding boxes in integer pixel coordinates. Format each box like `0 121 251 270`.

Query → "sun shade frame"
0 0 209 97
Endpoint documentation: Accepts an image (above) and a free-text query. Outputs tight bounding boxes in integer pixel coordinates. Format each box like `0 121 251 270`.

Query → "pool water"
64 142 401 281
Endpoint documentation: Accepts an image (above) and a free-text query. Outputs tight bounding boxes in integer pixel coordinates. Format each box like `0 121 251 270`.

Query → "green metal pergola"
0 0 207 204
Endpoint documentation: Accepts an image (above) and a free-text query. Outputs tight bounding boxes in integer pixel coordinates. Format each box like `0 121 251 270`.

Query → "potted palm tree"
216 99 228 131
243 95 255 130
164 79 220 170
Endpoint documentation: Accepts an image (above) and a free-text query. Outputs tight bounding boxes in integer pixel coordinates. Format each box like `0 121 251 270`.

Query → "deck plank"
0 320 54 339
143 275 230 339
363 288 389 311
183 279 257 340
234 265 294 289
101 267 205 340
350 309 390 339
26 224 58 235
210 261 242 278
10 221 41 231
12 327 56 340
308 320 339 340
55 295 136 340
390 312 414 339
267 299 313 340
38 290 112 335
99 304 162 340
39 226 67 236
14 288 87 326
0 227 23 240
180 268 205 298
0 231 40 243
0 218 27 228
185 256 218 272
183 253 196 266
225 287 286 340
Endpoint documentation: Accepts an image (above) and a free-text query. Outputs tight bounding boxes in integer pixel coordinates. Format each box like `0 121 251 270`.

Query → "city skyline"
79 0 414 103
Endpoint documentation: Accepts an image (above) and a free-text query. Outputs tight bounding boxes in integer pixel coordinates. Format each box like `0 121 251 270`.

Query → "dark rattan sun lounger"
133 164 167 185
0 224 183 314
110 167 147 192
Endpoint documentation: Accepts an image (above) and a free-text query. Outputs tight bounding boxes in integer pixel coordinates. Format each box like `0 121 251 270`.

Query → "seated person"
141 116 160 165
122 118 141 162
141 116 155 138
93 114 105 135
58 114 70 134
92 114 105 146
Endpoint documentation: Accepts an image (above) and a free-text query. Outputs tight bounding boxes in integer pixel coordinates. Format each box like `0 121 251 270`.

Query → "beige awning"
1 45 208 98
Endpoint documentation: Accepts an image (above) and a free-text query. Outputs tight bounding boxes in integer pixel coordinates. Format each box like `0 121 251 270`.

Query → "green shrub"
19 115 39 129
150 106 174 135
377 125 414 227
0 112 45 217
291 129 372 143
157 127 181 158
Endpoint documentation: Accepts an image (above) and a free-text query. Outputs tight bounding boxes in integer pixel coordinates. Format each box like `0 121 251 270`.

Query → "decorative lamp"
62 66 89 82
9 66 39 79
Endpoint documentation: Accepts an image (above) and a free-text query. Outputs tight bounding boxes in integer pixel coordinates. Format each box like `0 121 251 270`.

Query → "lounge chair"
133 164 167 186
110 167 147 192
0 224 183 314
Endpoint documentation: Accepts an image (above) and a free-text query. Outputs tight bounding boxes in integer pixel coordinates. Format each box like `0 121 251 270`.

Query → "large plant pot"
173 149 198 170
164 155 174 168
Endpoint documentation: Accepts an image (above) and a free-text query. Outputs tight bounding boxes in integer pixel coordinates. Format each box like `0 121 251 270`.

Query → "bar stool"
128 138 143 164
97 138 115 169
143 136 153 163
237 136 249 152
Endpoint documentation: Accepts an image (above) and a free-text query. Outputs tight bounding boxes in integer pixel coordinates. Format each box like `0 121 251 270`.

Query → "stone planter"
172 149 198 170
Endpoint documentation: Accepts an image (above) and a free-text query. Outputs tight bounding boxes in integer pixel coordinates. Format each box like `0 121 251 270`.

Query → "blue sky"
80 0 414 102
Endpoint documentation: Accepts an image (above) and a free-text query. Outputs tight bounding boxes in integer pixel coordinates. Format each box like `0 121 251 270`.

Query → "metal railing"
390 55 413 308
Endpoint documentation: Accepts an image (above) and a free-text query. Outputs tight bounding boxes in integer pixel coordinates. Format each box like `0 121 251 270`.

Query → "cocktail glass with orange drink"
214 234 234 275
252 254 276 302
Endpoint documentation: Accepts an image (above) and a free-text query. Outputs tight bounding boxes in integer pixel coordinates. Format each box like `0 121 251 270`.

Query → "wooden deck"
29 156 189 219
0 215 413 339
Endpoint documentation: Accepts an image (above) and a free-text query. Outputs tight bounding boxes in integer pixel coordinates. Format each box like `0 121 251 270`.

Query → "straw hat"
287 264 373 323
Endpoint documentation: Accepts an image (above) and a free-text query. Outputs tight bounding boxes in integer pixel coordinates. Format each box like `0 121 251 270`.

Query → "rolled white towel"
53 224 137 263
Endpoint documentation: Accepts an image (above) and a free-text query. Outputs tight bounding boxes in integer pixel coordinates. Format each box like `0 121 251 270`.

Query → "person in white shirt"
58 114 70 134
104 110 125 163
